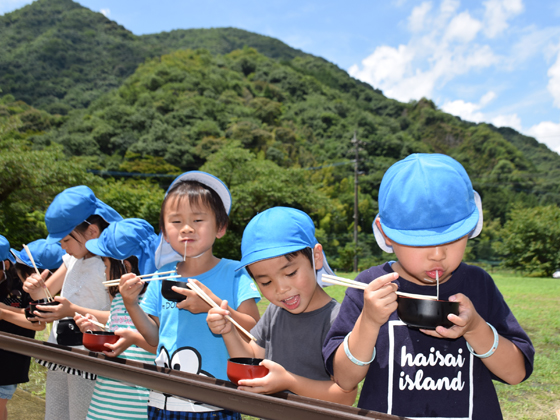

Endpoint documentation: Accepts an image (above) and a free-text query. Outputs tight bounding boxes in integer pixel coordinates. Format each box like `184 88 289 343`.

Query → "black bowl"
25 299 60 322
397 296 459 329
161 279 189 302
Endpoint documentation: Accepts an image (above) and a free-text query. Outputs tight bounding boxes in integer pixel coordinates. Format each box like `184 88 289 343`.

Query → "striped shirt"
86 293 155 420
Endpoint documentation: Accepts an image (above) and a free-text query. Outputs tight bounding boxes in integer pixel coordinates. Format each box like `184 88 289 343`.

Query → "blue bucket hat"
237 207 334 286
45 186 123 244
0 235 16 264
154 171 232 269
373 153 483 253
11 239 65 270
86 218 158 275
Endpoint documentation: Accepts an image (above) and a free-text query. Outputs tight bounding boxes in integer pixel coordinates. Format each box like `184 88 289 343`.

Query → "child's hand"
34 296 70 322
237 359 291 394
74 313 101 332
420 293 483 339
119 273 144 305
175 280 218 314
102 328 135 357
206 300 233 335
22 270 50 298
362 272 399 327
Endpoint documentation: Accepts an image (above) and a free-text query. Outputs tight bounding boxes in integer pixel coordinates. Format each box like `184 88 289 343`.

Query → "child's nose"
180 223 194 233
428 245 446 260
275 278 291 295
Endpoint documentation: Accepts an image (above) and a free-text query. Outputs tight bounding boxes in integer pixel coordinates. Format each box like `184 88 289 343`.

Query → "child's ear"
313 244 324 270
123 259 133 273
375 217 394 247
216 224 227 239
86 223 101 240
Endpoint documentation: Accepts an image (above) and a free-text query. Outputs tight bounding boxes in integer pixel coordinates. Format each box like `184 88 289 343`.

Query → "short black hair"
159 180 229 237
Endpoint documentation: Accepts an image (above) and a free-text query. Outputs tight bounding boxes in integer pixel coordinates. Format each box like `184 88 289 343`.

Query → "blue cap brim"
237 245 308 271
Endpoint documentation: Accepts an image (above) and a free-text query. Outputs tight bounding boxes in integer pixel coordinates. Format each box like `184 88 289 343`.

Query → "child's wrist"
463 312 485 340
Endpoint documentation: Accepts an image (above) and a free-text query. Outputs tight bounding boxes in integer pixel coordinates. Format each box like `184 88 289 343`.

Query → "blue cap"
373 153 483 252
237 207 334 286
85 218 158 275
44 186 123 244
154 171 232 269
0 235 16 264
11 239 65 270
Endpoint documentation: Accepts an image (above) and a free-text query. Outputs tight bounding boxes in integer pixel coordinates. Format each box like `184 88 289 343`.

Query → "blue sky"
3 0 560 154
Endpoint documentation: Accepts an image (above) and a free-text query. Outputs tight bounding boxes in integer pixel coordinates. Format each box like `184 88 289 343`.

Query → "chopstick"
185 279 257 342
75 312 109 331
102 274 181 287
322 274 438 301
23 244 54 302
138 270 177 278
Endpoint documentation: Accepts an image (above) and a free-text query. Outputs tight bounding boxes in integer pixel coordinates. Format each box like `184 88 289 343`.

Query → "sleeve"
140 279 161 318
322 288 364 376
483 274 535 382
251 304 274 349
234 267 261 308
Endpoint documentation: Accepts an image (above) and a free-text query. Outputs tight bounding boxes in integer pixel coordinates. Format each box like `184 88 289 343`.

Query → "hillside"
0 0 373 115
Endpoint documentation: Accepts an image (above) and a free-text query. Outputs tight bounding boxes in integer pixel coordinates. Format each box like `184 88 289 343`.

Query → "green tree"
201 142 333 260
494 204 560 276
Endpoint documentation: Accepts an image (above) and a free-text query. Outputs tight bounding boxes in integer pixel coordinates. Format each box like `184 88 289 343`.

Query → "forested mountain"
1 0 559 273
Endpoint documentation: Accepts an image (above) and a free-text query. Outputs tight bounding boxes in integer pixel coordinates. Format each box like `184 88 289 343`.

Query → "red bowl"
227 358 269 385
83 331 119 352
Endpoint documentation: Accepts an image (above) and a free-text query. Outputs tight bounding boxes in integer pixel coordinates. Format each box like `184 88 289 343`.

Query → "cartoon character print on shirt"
155 346 214 406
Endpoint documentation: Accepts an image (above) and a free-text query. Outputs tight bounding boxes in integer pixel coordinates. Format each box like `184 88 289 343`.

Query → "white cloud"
441 91 496 123
349 0 498 103
525 121 560 154
483 0 524 38
444 11 482 43
408 2 432 32
491 113 522 131
100 8 110 17
547 50 560 108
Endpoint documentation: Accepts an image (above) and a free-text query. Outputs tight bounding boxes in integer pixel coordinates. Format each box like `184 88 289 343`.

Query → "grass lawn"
22 272 560 419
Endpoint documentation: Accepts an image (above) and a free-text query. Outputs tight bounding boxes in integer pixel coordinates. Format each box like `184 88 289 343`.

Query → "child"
120 171 261 420
322 153 534 419
0 236 57 420
75 218 158 420
23 185 122 420
207 207 356 405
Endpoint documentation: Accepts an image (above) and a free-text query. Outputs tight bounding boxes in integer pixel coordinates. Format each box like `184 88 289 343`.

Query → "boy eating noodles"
207 207 356 405
323 153 534 419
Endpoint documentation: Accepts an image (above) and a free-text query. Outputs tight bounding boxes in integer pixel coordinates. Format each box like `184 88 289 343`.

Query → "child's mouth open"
282 295 300 311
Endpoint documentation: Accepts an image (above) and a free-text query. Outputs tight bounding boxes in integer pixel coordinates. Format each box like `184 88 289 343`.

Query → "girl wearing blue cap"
74 218 158 420
119 171 261 420
0 236 61 420
23 185 123 420
207 207 356 405
323 154 534 419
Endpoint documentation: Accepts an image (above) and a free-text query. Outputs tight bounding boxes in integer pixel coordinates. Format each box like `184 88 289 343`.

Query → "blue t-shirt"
141 258 260 381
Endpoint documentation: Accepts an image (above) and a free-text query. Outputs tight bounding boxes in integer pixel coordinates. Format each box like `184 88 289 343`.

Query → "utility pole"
352 131 359 273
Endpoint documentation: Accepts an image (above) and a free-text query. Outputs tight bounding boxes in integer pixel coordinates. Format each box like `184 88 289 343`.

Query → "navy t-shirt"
323 262 534 420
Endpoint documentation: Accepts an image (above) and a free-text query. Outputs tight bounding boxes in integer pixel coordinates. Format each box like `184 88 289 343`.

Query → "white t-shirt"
48 254 111 349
